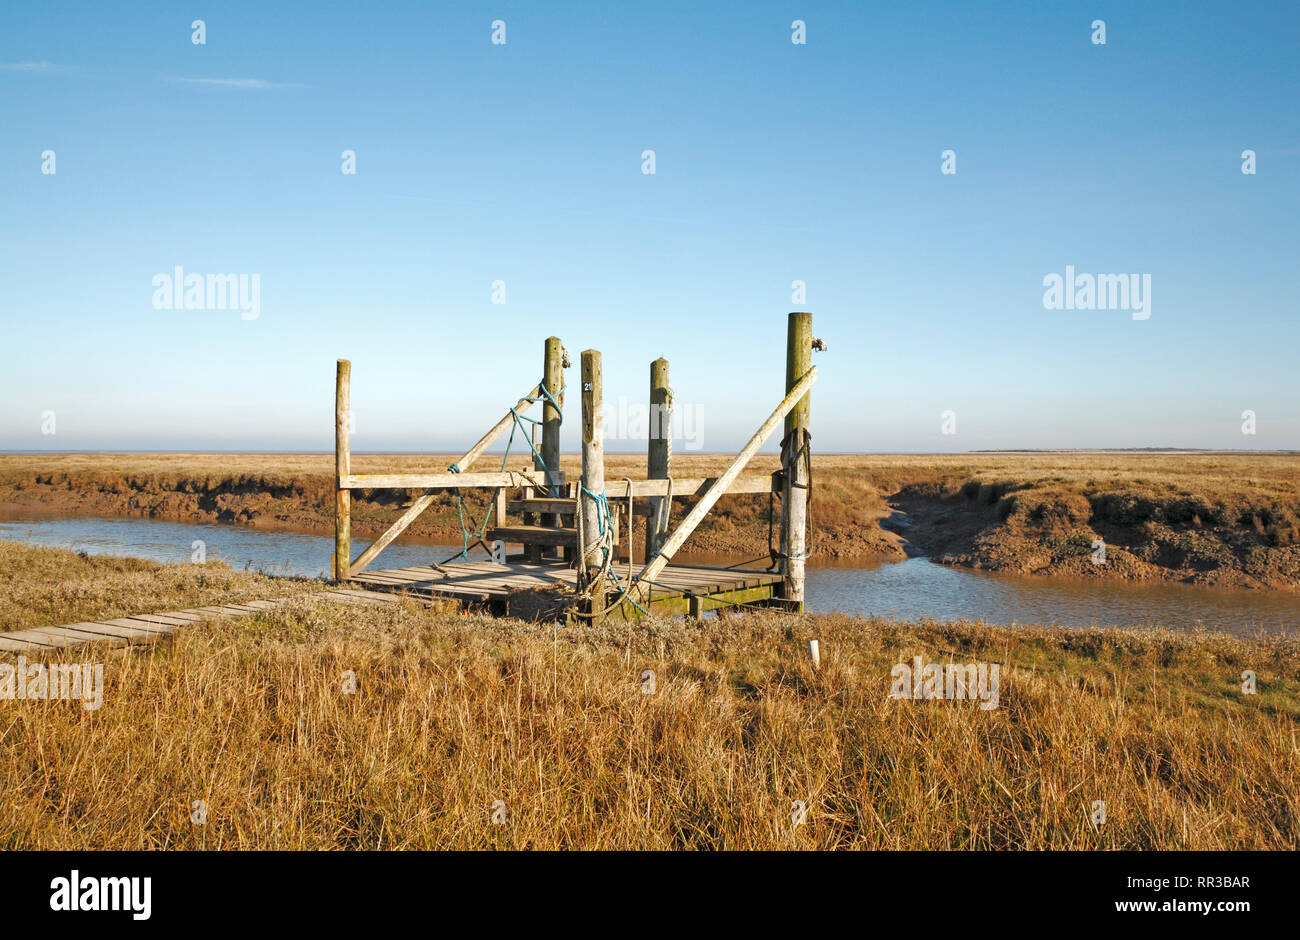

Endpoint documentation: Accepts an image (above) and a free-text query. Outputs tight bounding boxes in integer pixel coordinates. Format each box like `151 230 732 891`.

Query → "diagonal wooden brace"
628 365 817 605
348 384 543 576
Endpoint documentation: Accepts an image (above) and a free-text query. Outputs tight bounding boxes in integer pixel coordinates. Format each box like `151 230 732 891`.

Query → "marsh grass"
0 542 1295 850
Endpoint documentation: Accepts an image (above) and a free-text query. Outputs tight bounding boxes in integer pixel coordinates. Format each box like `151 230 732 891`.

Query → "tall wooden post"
645 357 671 559
334 359 351 582
538 336 565 559
780 313 812 610
579 350 605 583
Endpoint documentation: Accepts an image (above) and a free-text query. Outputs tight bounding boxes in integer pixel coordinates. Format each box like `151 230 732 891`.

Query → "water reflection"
0 512 1295 634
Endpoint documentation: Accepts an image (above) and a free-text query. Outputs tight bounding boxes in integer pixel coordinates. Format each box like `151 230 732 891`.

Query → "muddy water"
1 512 1296 633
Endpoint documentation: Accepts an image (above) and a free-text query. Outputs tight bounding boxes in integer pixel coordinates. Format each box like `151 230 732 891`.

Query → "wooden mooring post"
334 358 351 582
579 350 605 592
779 312 812 610
645 356 671 559
538 336 565 559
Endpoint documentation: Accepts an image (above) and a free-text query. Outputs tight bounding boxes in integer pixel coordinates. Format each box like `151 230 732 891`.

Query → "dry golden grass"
0 545 1295 850
4 450 1297 493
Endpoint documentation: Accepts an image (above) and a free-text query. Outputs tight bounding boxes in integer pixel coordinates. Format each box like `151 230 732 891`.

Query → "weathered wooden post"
538 336 565 559
780 312 812 610
645 357 671 560
579 350 605 592
334 359 351 582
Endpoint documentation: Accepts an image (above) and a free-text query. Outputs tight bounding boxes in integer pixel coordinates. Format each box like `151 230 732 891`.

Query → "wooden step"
508 498 577 515
487 525 578 548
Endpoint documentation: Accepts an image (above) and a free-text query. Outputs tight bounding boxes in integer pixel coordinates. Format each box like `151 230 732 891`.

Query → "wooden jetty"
333 314 824 623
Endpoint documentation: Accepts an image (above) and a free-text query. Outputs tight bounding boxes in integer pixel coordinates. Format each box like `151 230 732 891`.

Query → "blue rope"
576 483 652 617
446 383 567 561
606 569 652 617
579 484 611 535
503 382 566 494
440 383 650 619
577 483 613 569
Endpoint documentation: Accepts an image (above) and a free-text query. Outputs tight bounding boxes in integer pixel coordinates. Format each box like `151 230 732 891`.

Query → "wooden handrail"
602 475 777 499
343 469 558 491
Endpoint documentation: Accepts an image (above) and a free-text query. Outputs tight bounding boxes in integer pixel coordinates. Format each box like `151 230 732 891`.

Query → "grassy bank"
1 452 1298 587
0 543 1296 850
0 540 324 632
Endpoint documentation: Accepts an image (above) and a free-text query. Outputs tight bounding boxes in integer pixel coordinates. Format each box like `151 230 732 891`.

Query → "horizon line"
4 448 1297 457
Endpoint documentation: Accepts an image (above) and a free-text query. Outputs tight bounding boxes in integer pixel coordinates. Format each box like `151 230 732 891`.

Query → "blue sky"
1 0 1296 454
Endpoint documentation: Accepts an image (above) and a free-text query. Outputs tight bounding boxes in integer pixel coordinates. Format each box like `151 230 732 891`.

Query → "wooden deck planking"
93 618 176 634
26 625 132 649
0 632 62 651
60 622 175 642
131 613 198 627
349 558 783 617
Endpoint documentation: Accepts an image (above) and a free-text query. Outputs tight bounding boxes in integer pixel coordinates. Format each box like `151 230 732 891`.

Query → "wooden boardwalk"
350 559 785 620
0 588 401 654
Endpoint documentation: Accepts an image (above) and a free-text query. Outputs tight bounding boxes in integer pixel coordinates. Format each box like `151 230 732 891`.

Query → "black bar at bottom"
0 850 1286 928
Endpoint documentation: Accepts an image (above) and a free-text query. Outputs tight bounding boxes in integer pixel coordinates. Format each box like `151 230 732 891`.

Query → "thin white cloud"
171 76 307 89
0 61 62 71
2 63 306 89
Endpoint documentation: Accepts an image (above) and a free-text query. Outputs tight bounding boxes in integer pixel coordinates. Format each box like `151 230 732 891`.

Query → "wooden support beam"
342 469 558 491
334 359 351 582
346 383 547 576
780 312 813 611
632 364 818 600
645 356 671 560
486 525 578 548
509 497 576 515
604 475 776 499
347 494 432 576
579 350 605 581
494 487 507 538
605 582 781 622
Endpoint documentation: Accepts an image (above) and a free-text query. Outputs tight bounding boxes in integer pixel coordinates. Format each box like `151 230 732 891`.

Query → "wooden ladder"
488 486 583 561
